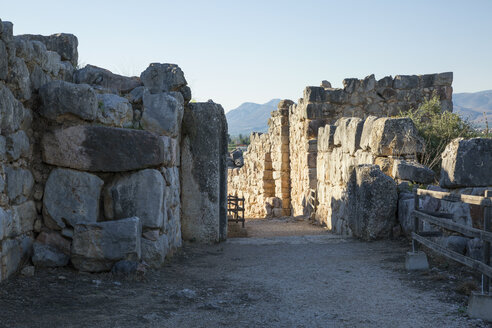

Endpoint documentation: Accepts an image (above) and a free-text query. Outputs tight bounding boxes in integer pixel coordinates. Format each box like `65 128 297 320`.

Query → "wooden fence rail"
412 188 492 294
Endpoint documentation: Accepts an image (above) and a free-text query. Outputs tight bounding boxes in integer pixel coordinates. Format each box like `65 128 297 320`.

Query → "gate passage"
227 195 245 228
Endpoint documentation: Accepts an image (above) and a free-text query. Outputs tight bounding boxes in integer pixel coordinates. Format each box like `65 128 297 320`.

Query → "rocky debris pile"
0 18 227 281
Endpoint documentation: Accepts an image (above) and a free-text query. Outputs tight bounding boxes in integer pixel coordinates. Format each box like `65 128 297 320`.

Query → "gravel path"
0 219 489 327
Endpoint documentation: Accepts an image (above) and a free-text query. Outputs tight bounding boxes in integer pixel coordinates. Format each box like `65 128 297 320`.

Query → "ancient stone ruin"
0 19 227 281
227 70 492 243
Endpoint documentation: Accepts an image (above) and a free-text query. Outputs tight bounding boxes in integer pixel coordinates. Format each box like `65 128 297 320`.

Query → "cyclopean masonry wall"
228 72 453 221
315 116 432 239
0 19 227 281
227 100 292 218
289 73 453 217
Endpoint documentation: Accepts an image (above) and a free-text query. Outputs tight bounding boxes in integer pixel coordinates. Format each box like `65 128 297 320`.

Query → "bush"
398 94 479 171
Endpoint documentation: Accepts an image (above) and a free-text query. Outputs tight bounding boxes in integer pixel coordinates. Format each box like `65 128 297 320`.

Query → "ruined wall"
227 100 294 218
289 73 453 216
0 19 226 281
315 116 432 239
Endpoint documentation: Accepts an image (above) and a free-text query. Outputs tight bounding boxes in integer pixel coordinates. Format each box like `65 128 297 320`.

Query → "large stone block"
41 125 168 172
4 166 34 205
181 102 228 243
440 138 492 188
346 165 398 240
140 63 187 94
7 56 31 101
370 117 423 156
392 159 435 184
39 81 97 121
6 130 30 161
96 93 133 127
334 117 364 155
19 33 78 66
71 217 142 272
0 40 7 80
104 169 165 229
0 83 32 134
32 242 69 267
43 168 103 230
141 90 184 137
74 64 142 93
141 233 169 268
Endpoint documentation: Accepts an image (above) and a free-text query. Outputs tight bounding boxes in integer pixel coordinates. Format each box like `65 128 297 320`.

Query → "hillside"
226 99 281 136
453 90 492 128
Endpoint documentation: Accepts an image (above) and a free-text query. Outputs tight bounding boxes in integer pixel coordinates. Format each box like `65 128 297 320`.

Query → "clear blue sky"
3 0 492 111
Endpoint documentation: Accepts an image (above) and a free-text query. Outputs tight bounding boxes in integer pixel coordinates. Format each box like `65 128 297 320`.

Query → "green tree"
398 94 479 171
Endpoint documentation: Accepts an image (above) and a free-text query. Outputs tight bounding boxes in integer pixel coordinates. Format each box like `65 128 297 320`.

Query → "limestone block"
346 165 397 240
19 33 78 66
4 166 34 205
0 40 7 80
440 138 492 188
181 102 228 243
141 90 184 137
36 231 71 255
1 235 32 281
96 93 133 127
392 159 435 184
7 56 31 101
30 64 52 90
32 243 69 267
360 116 378 150
393 75 419 89
104 169 165 229
0 84 32 134
141 233 169 268
39 81 97 121
6 130 30 161
41 125 167 172
369 117 423 156
12 201 37 235
434 72 453 86
43 168 103 230
71 217 142 272
140 63 187 94
74 64 142 93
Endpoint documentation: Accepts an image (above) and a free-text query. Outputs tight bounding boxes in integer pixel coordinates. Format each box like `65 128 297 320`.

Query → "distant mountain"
226 99 281 136
453 90 492 128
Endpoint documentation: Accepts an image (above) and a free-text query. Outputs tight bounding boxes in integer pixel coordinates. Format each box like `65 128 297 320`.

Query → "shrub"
398 94 479 171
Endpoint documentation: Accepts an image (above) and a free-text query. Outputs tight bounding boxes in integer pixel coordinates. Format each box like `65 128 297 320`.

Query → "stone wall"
227 100 293 218
228 72 453 220
0 19 226 281
315 116 431 239
289 73 453 216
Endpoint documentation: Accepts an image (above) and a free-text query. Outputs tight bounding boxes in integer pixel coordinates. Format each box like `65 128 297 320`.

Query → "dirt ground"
0 217 490 328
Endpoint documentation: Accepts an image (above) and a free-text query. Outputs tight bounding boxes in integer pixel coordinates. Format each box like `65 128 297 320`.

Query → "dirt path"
0 219 489 327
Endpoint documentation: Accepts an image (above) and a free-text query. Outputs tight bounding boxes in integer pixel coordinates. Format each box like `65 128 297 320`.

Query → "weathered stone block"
392 159 435 184
440 138 492 188
181 102 228 243
393 75 419 89
41 125 167 172
4 166 34 205
19 33 78 66
74 64 142 93
104 169 165 229
141 90 184 137
7 56 31 101
6 130 30 161
360 116 378 150
347 165 397 240
141 233 169 268
39 81 97 121
140 63 187 94
370 117 423 156
96 93 133 127
32 243 69 267
71 217 142 272
43 168 103 230
0 40 7 80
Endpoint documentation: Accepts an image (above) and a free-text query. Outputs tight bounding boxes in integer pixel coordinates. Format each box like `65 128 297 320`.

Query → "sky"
2 0 492 112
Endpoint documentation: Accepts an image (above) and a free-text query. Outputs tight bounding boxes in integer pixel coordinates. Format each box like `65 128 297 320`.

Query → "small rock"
21 265 35 277
111 260 139 275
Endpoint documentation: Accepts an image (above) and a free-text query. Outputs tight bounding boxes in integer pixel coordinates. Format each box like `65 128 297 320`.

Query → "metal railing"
227 195 245 228
412 189 492 294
